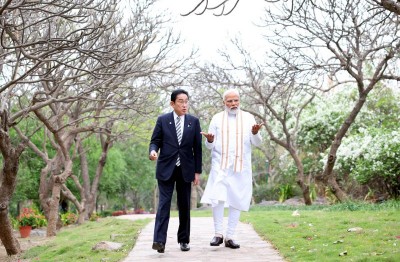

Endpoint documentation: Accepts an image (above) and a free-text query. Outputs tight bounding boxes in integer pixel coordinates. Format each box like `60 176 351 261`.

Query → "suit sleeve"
194 117 202 174
149 116 163 154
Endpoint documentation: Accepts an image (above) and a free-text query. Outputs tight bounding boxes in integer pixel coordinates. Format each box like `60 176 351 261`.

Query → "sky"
154 0 268 63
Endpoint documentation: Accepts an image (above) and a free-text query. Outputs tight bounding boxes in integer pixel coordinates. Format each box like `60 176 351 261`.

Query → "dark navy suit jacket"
149 112 202 182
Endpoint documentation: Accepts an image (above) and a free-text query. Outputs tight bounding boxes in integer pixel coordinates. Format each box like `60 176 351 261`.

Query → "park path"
117 214 286 262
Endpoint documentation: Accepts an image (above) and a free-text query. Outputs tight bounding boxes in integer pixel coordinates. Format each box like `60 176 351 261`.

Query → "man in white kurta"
200 89 263 249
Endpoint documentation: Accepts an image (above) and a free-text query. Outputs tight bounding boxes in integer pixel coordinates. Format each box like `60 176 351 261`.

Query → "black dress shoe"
180 242 190 251
152 242 165 253
225 239 240 249
210 236 223 246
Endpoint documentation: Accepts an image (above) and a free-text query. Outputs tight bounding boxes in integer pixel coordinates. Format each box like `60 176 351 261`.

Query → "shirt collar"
173 112 184 120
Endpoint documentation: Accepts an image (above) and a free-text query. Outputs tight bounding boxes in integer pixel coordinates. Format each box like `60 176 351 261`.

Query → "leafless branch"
181 0 240 16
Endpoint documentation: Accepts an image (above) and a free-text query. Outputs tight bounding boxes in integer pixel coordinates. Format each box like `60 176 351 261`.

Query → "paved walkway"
117 214 285 262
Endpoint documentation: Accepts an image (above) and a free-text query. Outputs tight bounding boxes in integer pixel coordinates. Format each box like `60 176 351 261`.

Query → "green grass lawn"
241 202 400 262
22 217 150 262
22 201 400 261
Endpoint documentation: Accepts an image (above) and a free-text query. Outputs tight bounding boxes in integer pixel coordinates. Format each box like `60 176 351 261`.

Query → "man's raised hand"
251 123 264 135
200 132 214 143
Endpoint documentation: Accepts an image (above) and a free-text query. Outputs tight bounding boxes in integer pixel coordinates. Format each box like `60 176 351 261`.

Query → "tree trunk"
322 151 349 202
290 147 312 205
86 137 110 216
328 174 348 201
0 211 21 256
39 164 51 220
76 133 111 221
297 179 312 205
77 138 90 220
61 183 84 224
0 179 21 256
321 92 370 202
38 159 63 231
46 176 62 237
46 159 73 236
0 111 26 255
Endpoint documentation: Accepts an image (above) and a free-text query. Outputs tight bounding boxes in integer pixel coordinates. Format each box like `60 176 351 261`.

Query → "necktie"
176 116 182 166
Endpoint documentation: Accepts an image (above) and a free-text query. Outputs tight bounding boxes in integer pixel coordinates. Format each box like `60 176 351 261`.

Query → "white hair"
222 89 240 101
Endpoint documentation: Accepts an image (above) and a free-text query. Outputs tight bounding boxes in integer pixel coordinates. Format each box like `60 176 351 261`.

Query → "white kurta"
200 110 262 211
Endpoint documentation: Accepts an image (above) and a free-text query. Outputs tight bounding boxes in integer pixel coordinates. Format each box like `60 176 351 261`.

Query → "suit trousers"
153 166 192 244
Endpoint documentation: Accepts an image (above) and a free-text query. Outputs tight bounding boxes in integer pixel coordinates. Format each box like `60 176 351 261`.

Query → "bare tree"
0 111 27 255
266 0 400 18
190 0 400 204
0 0 103 255
370 1 400 15
0 0 191 255
181 0 400 17
258 0 400 201
191 53 316 205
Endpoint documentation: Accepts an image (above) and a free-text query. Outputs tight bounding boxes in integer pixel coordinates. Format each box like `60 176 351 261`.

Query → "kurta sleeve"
205 115 217 150
251 133 262 147
249 114 262 147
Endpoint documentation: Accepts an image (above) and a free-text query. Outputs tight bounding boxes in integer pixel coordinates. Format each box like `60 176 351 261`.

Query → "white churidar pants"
212 201 241 240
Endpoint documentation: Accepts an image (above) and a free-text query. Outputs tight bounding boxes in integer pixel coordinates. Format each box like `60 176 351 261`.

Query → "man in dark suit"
149 89 202 253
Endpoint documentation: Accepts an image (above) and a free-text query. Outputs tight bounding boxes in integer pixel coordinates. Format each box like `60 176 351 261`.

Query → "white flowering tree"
289 85 399 199
328 88 400 199
333 129 399 197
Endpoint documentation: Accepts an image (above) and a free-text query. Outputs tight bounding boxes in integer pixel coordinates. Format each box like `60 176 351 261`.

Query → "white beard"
225 106 239 115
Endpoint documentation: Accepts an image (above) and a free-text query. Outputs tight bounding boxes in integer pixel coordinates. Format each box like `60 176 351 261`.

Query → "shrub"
60 212 78 226
253 185 278 203
89 212 100 221
17 208 37 227
334 128 400 198
9 215 19 229
16 207 47 228
99 210 112 217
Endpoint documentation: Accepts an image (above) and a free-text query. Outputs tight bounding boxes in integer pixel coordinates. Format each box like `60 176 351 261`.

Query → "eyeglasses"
175 99 189 105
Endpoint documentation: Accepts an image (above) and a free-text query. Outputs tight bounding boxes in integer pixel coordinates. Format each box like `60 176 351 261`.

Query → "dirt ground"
0 229 50 262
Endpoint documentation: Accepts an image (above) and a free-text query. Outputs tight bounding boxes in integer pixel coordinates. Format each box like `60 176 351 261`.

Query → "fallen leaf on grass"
370 252 384 256
347 227 363 232
287 223 299 228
